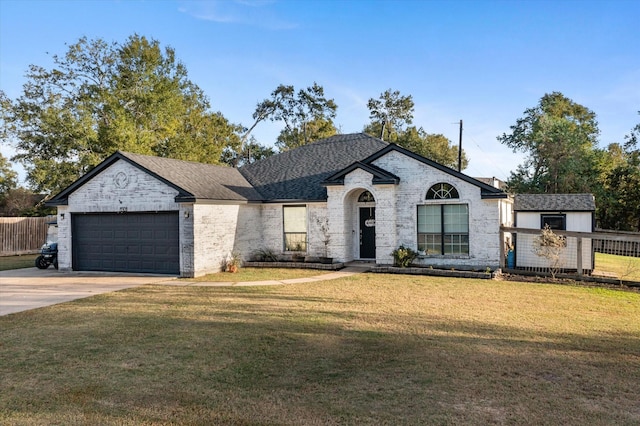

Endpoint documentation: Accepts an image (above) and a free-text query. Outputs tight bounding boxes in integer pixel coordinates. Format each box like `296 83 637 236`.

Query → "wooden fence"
0 216 55 256
500 226 640 284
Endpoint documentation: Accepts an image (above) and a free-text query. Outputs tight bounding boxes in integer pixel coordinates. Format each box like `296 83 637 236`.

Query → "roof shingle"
119 152 263 201
514 193 595 212
239 133 388 201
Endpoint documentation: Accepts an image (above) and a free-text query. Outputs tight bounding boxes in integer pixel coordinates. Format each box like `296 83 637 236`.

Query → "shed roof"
514 193 595 212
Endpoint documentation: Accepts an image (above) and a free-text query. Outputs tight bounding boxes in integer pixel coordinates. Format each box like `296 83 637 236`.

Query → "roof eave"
514 208 595 212
364 144 507 196
481 192 509 200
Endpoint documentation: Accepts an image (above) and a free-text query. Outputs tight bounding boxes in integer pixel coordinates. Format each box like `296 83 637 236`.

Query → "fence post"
576 237 583 276
499 228 505 269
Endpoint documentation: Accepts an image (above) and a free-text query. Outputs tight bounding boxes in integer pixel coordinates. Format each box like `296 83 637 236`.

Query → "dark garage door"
72 212 180 274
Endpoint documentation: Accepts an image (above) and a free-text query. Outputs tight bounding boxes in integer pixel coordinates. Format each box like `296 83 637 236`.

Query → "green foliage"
225 251 243 272
595 146 640 231
366 89 414 141
364 90 468 170
221 136 275 167
498 92 599 194
252 248 280 262
589 112 640 231
0 152 17 195
392 245 418 268
244 82 338 152
3 35 240 195
396 127 468 170
276 116 337 151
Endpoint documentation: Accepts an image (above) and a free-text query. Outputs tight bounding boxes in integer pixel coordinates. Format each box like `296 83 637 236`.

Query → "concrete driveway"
0 268 176 316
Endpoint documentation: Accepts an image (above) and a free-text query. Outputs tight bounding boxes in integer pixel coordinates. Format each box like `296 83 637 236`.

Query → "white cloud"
178 0 298 30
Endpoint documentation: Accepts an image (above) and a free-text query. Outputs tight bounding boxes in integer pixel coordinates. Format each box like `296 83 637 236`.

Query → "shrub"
252 248 279 262
532 225 567 279
392 245 418 267
225 251 242 273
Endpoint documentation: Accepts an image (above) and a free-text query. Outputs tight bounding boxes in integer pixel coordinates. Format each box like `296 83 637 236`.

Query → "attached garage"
72 212 179 274
46 150 263 277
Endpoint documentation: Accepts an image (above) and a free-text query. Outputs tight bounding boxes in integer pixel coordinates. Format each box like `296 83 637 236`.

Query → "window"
358 190 375 202
418 184 468 255
283 206 307 251
426 182 459 200
417 204 469 255
541 214 566 231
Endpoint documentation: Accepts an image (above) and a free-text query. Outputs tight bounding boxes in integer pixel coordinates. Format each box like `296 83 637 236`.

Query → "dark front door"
359 207 376 259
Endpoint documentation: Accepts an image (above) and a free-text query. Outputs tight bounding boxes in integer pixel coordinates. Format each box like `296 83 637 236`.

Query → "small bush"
392 245 418 267
225 251 242 273
252 248 279 262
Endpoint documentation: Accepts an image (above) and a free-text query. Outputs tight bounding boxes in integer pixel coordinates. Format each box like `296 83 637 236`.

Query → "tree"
0 153 53 216
595 113 640 231
498 92 599 194
366 89 414 141
3 35 240 195
221 136 275 167
396 127 468 170
0 152 18 195
243 83 338 152
532 225 567 280
276 116 336 151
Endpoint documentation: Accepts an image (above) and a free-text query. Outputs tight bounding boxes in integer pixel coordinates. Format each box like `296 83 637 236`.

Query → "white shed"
512 194 595 272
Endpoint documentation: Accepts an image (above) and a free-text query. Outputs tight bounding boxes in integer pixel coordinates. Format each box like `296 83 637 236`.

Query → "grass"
594 252 640 282
187 267 330 282
0 254 38 271
1 274 639 425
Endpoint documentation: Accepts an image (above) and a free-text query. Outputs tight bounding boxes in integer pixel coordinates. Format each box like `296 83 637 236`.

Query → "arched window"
426 183 459 200
418 183 468 255
358 190 375 202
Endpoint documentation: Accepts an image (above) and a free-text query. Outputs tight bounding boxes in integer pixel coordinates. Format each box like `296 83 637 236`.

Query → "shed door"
72 212 179 274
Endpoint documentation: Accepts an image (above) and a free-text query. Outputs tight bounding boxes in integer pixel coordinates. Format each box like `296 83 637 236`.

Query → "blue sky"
1 0 639 183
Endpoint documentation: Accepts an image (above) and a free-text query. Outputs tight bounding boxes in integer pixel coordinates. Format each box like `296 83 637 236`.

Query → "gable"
67 160 181 211
239 133 388 201
47 151 262 206
323 142 507 200
322 161 400 186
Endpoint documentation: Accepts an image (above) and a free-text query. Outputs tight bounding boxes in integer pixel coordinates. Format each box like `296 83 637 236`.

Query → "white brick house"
48 133 512 277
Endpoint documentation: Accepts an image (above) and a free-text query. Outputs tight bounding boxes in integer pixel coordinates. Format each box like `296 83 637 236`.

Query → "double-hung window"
283 206 307 251
417 183 469 255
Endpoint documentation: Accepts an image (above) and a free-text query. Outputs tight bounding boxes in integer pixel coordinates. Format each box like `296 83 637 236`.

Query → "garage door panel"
72 212 179 274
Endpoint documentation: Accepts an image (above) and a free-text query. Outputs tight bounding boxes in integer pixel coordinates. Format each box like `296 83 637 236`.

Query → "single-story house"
512 193 595 272
47 133 512 277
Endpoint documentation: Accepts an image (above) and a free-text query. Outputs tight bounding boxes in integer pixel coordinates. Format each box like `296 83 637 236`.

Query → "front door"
359 207 376 259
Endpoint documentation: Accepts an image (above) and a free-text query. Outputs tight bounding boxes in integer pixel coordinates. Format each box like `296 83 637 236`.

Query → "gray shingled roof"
514 193 595 212
118 152 263 201
47 151 263 205
239 133 388 201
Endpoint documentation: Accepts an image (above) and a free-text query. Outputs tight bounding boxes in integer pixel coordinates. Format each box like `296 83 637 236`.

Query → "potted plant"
225 251 242 273
316 217 333 264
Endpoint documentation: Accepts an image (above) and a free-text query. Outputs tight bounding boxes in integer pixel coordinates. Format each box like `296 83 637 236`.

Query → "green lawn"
1 274 639 425
186 267 330 282
594 252 640 282
0 254 38 271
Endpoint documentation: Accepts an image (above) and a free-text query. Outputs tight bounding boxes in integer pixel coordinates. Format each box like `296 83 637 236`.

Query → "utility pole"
458 119 463 172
